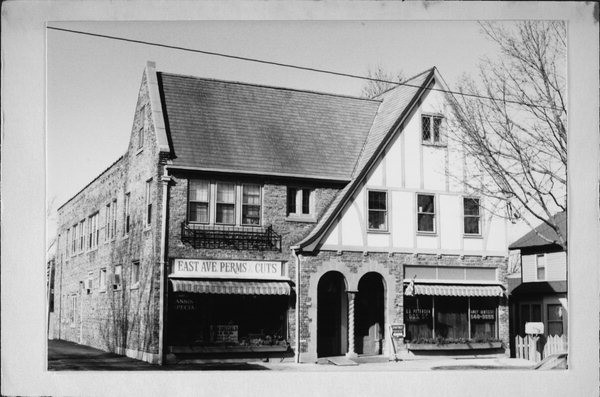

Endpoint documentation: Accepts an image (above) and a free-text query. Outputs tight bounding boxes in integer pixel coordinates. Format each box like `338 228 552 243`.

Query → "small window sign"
525 322 544 335
390 324 405 338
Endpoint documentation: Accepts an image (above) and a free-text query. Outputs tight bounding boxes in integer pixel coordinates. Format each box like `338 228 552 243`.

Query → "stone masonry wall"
298 250 509 358
165 171 342 349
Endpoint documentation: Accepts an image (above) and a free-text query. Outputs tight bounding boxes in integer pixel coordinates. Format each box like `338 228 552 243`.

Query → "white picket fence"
515 335 568 362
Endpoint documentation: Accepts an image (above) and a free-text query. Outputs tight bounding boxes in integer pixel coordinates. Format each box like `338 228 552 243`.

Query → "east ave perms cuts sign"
171 259 287 280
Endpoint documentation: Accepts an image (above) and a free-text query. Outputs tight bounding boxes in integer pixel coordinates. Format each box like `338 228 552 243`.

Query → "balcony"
181 222 282 252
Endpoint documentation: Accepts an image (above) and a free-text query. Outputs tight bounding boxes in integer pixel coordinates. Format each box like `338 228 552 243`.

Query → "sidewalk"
48 339 534 371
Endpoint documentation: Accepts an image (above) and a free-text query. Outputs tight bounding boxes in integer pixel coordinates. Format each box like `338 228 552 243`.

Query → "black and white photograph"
2 2 599 396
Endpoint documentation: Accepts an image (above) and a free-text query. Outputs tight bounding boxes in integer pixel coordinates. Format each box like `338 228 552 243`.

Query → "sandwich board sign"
390 324 405 338
525 322 544 335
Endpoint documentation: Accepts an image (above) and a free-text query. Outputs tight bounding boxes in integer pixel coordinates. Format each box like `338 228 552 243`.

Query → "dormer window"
421 114 444 145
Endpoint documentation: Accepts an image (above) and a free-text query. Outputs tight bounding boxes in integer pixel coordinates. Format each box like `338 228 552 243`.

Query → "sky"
46 20 535 247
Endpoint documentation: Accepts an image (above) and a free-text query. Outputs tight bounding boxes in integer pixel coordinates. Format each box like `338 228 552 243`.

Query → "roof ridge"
372 67 436 99
158 72 383 103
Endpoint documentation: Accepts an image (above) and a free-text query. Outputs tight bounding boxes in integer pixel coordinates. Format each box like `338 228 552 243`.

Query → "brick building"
51 62 510 365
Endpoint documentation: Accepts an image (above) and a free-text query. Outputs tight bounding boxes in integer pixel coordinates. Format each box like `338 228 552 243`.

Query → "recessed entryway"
317 271 348 358
355 272 385 355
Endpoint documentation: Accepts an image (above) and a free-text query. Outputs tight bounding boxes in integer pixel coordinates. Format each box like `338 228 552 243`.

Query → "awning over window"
170 279 291 295
411 284 504 297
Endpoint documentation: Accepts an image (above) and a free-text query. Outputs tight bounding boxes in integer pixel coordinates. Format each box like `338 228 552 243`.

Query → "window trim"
536 254 546 281
130 261 140 290
145 179 152 227
241 183 262 226
367 188 389 233
286 186 316 221
421 113 446 146
187 180 211 224
462 196 482 237
416 193 437 235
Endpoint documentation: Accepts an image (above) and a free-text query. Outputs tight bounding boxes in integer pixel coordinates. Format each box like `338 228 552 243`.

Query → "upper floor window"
99 268 107 291
105 202 111 241
189 180 210 223
421 114 444 145
242 184 261 225
114 264 123 289
66 228 70 257
463 197 481 235
287 187 313 218
145 179 152 226
71 224 78 255
536 254 545 280
88 212 99 249
131 261 140 288
79 219 86 252
216 182 235 224
187 180 263 227
137 105 146 150
417 194 436 233
124 193 131 235
367 190 388 231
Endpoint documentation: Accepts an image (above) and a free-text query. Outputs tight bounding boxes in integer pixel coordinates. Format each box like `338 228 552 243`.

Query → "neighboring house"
51 62 509 365
507 212 567 352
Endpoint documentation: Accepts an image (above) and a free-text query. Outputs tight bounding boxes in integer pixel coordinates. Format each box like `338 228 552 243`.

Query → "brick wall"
297 250 509 360
52 69 164 362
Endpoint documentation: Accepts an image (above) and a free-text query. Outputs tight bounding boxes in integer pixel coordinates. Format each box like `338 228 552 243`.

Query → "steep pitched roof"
508 211 567 250
295 68 436 252
158 73 381 180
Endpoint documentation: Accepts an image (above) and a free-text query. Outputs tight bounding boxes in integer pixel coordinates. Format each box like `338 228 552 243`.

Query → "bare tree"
360 64 404 99
447 21 567 249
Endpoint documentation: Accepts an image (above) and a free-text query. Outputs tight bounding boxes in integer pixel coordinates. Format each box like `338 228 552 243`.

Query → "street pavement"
48 339 534 371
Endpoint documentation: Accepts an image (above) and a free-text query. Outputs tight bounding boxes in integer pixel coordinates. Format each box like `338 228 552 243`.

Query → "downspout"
158 167 171 365
291 246 301 363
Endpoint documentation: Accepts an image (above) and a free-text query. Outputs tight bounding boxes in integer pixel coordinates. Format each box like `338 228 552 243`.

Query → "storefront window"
404 296 433 342
435 297 468 340
169 293 289 351
470 297 497 340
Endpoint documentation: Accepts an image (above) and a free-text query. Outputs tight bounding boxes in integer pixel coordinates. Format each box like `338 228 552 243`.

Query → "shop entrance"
355 272 385 355
317 271 348 357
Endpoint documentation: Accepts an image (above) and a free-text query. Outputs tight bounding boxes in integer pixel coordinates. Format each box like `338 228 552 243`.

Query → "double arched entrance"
317 271 385 357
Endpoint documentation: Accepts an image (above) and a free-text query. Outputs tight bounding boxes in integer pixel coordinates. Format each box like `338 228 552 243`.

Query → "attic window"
422 114 444 145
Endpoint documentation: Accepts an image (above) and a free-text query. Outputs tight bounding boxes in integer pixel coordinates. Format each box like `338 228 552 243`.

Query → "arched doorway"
356 272 385 355
317 271 348 357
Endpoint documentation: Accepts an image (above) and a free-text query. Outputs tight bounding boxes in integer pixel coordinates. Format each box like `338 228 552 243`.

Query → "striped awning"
170 279 291 295
412 284 504 297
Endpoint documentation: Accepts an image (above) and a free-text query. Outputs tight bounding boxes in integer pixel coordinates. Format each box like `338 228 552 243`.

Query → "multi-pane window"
367 190 388 231
216 182 235 224
99 268 107 291
242 184 261 225
422 115 443 144
114 265 122 289
547 304 563 336
71 224 78 254
105 203 111 241
88 212 99 249
79 219 86 252
463 197 481 235
189 180 210 223
287 187 313 217
417 194 436 233
124 193 131 235
536 254 546 280
131 261 140 286
111 199 118 237
70 294 78 323
145 180 152 226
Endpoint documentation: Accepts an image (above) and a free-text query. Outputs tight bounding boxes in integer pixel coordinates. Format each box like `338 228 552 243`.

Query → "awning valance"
409 284 504 297
170 279 291 295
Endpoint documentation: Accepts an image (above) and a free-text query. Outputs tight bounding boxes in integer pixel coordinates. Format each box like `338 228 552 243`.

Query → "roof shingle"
158 74 381 180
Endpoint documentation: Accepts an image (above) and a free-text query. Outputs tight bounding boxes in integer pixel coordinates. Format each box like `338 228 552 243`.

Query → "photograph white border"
2 2 598 396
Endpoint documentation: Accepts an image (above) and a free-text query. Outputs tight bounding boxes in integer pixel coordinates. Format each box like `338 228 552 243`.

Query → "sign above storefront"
171 259 286 280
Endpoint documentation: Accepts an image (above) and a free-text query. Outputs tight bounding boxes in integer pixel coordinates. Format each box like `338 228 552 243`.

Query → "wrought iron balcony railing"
181 222 282 252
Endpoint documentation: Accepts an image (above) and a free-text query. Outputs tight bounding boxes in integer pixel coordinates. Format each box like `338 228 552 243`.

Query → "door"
356 272 385 355
317 272 347 357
